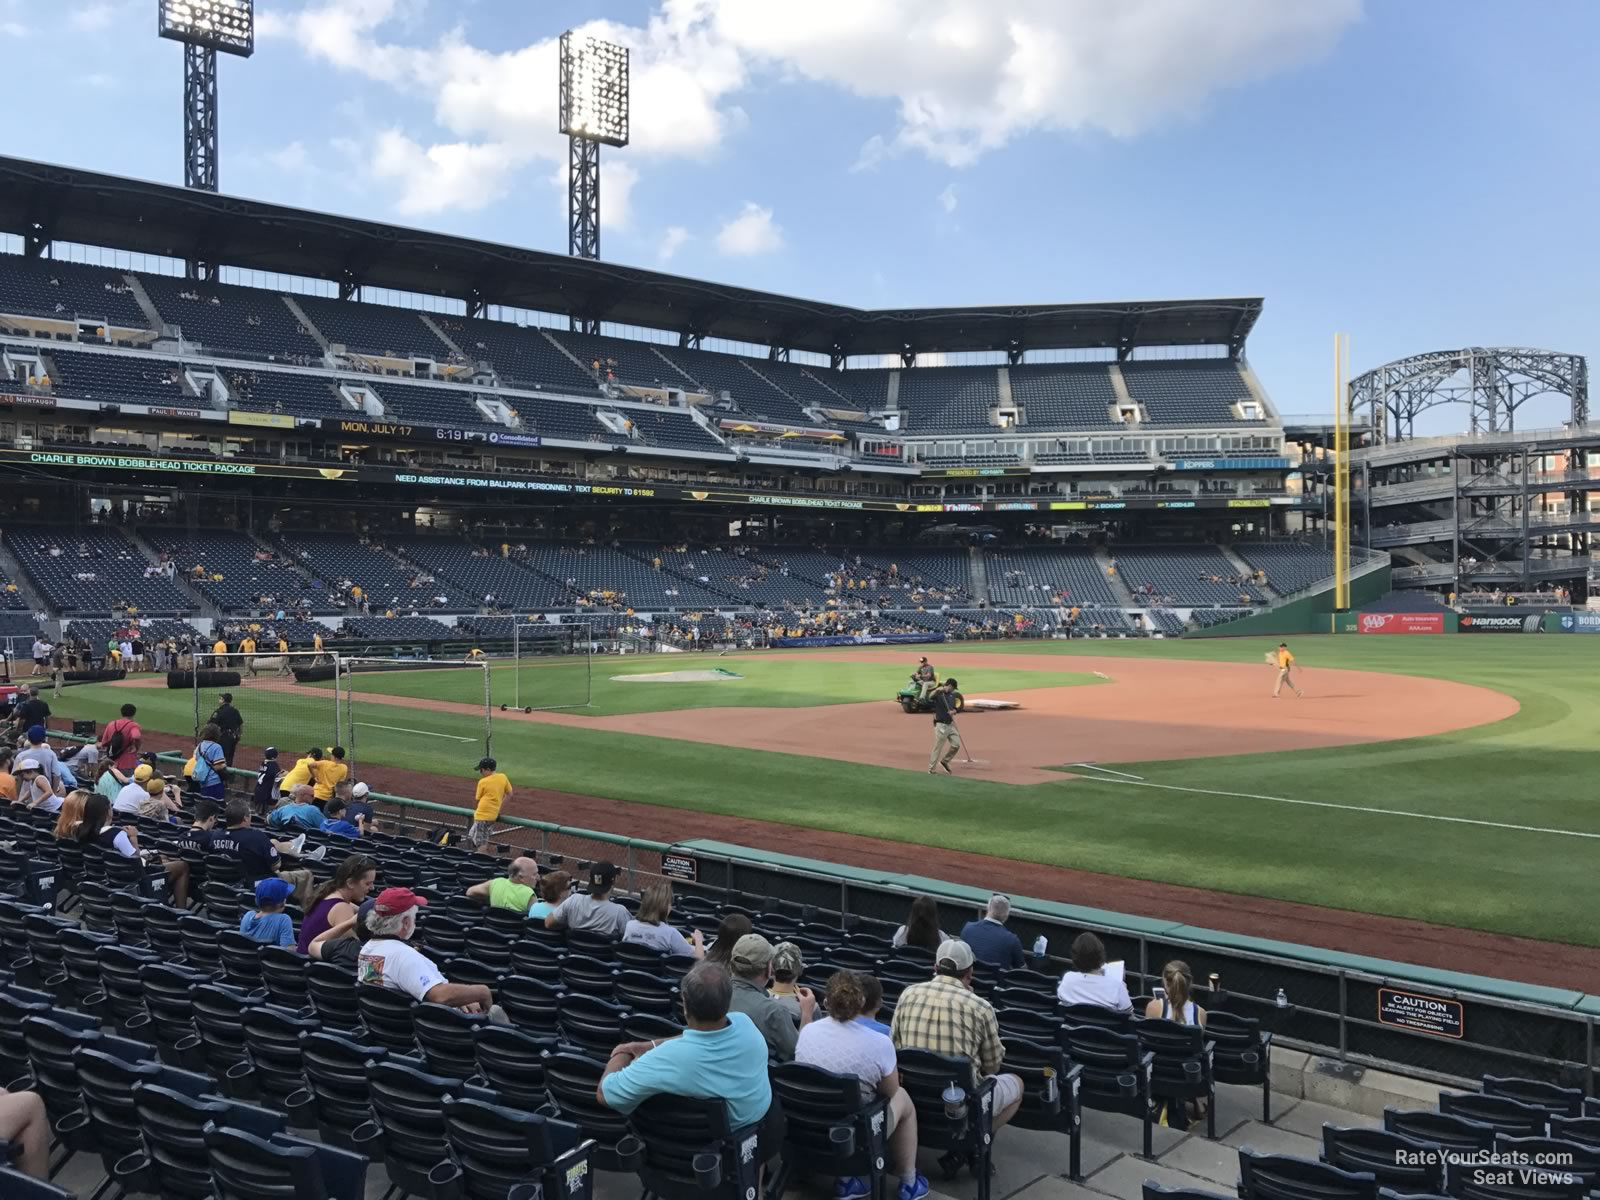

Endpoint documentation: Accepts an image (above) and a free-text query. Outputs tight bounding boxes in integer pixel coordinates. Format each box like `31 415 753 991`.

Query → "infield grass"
43 635 1600 946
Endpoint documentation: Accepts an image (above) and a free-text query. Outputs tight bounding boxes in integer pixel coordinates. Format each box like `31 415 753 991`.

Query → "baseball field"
38 634 1600 967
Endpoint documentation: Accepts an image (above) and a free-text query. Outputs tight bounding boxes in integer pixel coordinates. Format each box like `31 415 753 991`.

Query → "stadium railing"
103 736 1600 1100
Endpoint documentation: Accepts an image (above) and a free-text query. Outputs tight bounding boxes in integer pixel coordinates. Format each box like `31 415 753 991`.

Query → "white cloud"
369 129 523 216
716 203 783 256
938 184 957 214
0 20 26 37
657 225 691 263
258 0 1358 217
706 0 1360 166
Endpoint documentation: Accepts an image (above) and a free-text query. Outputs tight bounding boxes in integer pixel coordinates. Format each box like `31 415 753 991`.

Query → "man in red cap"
357 887 499 1014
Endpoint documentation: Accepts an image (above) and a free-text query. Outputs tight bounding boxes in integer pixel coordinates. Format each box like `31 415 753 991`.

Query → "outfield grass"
329 655 1096 717
43 635 1600 945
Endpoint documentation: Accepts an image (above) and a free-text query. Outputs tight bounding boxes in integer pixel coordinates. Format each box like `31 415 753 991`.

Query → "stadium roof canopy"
0 155 1262 360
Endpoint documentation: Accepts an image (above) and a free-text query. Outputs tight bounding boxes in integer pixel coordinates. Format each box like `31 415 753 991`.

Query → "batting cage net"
189 650 342 774
506 621 593 712
338 655 493 766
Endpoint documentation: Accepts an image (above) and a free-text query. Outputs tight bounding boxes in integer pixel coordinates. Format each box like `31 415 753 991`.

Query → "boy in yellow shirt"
466 756 512 852
278 748 319 797
1272 642 1303 698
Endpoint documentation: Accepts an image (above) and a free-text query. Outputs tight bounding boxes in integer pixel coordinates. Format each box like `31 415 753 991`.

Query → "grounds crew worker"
914 656 938 700
928 677 964 774
1272 642 1303 698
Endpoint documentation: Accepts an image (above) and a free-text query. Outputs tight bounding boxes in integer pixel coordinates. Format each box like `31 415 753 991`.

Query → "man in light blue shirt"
598 961 771 1132
268 784 325 832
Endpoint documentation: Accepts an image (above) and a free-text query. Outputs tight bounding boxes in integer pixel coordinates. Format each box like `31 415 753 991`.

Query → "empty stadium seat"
1009 363 1119 429
7 525 194 615
138 274 322 362
1120 360 1264 426
0 256 148 327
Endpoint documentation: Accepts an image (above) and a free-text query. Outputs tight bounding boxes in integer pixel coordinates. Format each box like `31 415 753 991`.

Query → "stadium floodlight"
158 0 255 56
559 31 630 282
559 32 630 147
158 0 254 196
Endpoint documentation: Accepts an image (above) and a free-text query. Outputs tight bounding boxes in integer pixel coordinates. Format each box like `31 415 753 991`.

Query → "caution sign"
661 854 698 883
1378 987 1464 1038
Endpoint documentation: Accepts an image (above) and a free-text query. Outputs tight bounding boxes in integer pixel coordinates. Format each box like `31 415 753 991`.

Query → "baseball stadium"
0 8 1598 1200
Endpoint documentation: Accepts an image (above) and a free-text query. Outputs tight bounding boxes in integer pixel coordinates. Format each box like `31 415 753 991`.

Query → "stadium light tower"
559 31 630 266
158 0 254 193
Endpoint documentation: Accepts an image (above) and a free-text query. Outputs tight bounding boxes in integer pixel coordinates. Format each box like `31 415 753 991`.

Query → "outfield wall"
1187 562 1393 638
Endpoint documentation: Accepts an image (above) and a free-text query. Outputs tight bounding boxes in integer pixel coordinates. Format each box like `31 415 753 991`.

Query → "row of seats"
5 526 194 616
1113 547 1268 606
141 531 320 612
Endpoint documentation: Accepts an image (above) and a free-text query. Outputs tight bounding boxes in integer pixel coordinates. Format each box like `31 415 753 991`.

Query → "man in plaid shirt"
890 939 1024 1147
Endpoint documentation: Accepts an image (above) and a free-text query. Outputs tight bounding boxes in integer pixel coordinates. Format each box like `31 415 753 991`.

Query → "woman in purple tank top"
296 854 378 954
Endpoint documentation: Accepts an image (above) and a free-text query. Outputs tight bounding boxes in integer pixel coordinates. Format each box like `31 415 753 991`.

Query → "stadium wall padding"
1185 562 1392 638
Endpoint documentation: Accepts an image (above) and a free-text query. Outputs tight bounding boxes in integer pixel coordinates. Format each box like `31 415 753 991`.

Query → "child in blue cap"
240 876 296 947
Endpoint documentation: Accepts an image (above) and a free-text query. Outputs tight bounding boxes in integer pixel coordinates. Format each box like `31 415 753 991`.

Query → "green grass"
325 656 1094 717
44 635 1600 946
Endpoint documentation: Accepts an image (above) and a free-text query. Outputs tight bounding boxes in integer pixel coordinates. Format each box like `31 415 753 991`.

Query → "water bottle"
1032 935 1047 959
1275 987 1289 1009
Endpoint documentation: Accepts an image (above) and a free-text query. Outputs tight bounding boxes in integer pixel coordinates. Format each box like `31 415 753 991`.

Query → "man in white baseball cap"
344 780 375 835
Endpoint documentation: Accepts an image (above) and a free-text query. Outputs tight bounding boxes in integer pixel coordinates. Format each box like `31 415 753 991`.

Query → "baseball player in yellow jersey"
1272 642 1303 698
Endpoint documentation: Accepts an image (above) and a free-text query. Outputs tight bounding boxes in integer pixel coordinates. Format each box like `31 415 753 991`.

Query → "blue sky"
9 0 1599 430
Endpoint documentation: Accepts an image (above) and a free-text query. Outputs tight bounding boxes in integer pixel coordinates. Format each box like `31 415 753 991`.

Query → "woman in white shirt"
795 971 927 1200
890 895 950 952
1055 931 1133 1012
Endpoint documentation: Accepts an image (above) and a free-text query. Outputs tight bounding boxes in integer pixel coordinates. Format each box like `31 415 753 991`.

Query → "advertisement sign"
1458 612 1542 633
2 448 352 480
486 431 543 448
1554 612 1600 633
1377 987 1464 1039
768 632 944 649
0 393 57 410
229 410 296 428
1358 612 1445 635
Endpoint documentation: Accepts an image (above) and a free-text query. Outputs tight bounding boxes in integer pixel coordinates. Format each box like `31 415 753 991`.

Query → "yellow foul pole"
1333 332 1350 609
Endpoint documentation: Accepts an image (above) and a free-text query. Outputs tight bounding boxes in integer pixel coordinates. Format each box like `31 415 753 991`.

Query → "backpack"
106 720 128 760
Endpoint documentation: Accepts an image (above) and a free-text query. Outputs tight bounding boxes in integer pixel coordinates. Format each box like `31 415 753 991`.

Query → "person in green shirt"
466 855 539 913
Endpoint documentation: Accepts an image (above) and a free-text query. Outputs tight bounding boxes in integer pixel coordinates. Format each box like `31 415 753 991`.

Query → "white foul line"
354 721 476 742
1068 762 1146 781
1080 777 1600 842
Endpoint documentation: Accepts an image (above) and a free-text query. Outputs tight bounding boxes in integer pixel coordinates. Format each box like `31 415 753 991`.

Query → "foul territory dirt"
85 649 1581 990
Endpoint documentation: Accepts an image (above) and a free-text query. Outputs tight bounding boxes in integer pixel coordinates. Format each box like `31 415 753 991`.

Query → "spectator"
1143 959 1205 1026
209 799 315 905
622 881 704 958
322 797 361 838
98 703 142 771
798 970 928 1200
545 860 629 938
168 798 220 856
358 887 501 1015
74 790 191 905
308 907 372 970
298 854 378 954
240 877 296 947
345 780 375 832
1054 932 1132 1012
310 745 348 804
597 961 774 1140
190 723 228 802
253 747 284 816
958 894 1024 969
13 688 49 737
728 933 815 1062
0 1089 50 1180
0 748 14 803
466 755 511 852
113 763 156 816
893 896 949 952
51 788 89 839
14 758 59 811
890 940 1023 1156
136 774 183 821
704 913 753 967
767 942 807 1024
527 869 572 921
276 748 321 799
269 784 326 831
857 972 891 1037
467 856 539 914
20 727 62 791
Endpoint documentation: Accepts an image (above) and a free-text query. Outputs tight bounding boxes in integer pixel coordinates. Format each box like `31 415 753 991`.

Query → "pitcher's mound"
610 668 745 683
